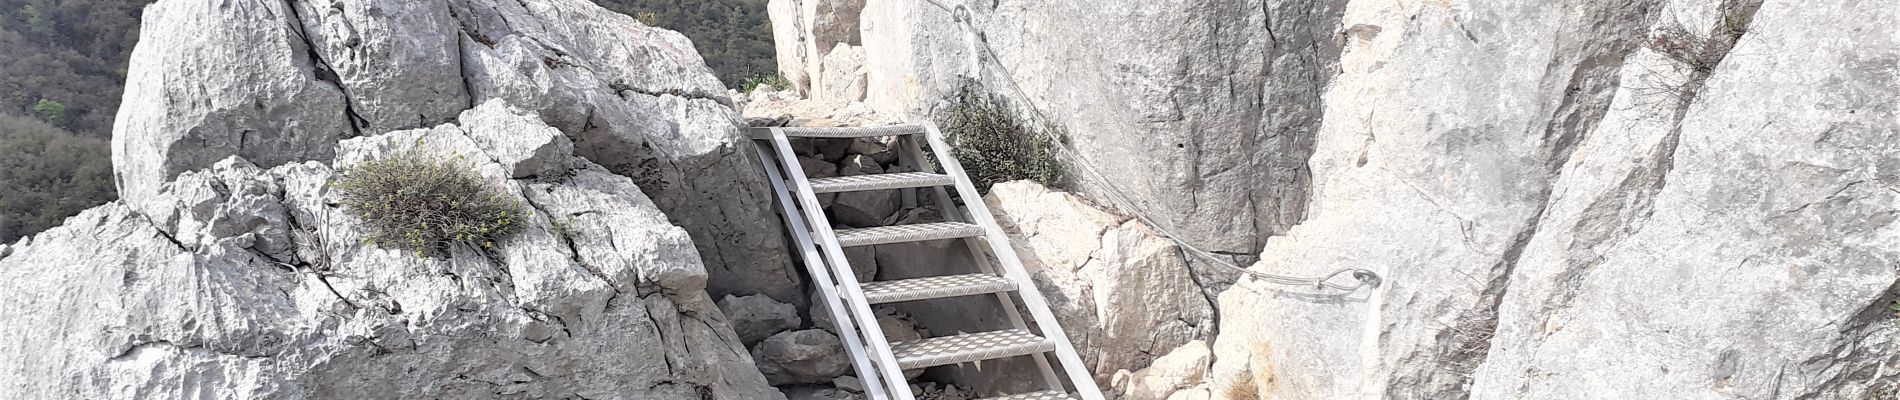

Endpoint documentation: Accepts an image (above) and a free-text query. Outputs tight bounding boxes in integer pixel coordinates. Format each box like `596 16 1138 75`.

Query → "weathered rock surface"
818 44 868 102
4 104 782 399
987 181 1213 383
113 0 801 305
1209 0 1900 399
293 0 470 133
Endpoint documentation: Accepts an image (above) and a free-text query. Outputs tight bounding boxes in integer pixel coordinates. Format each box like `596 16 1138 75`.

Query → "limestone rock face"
112 0 800 305
987 181 1213 383
292 0 470 133
3 104 782 399
774 0 1900 397
1208 0 1900 399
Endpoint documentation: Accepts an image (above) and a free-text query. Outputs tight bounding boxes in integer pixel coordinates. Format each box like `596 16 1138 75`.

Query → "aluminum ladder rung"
980 391 1080 400
890 329 1055 370
861 274 1016 304
834 222 983 247
810 172 955 193
757 124 925 139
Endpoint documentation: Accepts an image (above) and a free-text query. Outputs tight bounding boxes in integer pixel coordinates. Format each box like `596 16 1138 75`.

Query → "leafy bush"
937 86 1065 192
740 74 791 93
331 151 524 257
0 113 114 242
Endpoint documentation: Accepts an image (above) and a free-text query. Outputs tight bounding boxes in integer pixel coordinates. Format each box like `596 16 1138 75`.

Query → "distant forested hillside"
0 0 148 138
0 0 776 243
0 0 146 242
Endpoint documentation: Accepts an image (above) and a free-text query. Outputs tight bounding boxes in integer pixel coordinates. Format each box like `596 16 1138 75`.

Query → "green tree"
31 98 63 125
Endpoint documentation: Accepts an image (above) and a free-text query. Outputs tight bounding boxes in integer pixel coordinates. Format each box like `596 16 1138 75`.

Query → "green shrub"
937 86 1065 192
331 150 524 257
740 74 791 93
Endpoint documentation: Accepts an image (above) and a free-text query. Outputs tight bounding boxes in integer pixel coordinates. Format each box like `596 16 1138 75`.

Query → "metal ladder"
749 123 1105 400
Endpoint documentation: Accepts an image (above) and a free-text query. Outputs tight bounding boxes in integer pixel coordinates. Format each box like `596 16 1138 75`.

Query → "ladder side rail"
751 140 891 400
763 128 918 399
919 123 1107 400
896 134 1064 390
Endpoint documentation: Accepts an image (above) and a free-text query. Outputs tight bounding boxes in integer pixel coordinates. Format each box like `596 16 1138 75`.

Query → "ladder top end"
746 127 779 140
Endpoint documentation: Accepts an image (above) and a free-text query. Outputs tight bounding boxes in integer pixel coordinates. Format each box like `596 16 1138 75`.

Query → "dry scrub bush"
938 86 1066 192
332 150 524 257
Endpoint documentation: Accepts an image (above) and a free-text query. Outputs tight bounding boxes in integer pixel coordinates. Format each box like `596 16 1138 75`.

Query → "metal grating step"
980 391 1080 400
779 124 925 138
890 329 1055 370
861 274 1016 304
809 172 955 193
834 222 984 247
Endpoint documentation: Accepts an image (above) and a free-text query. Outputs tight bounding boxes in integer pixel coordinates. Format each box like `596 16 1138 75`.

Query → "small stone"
832 155 900 226
843 246 877 283
833 376 864 392
751 329 852 385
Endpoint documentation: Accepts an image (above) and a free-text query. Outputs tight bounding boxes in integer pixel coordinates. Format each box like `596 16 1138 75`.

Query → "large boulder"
2 104 783 399
769 0 868 96
987 181 1213 383
450 0 803 305
852 0 1340 271
113 0 803 305
112 0 351 212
